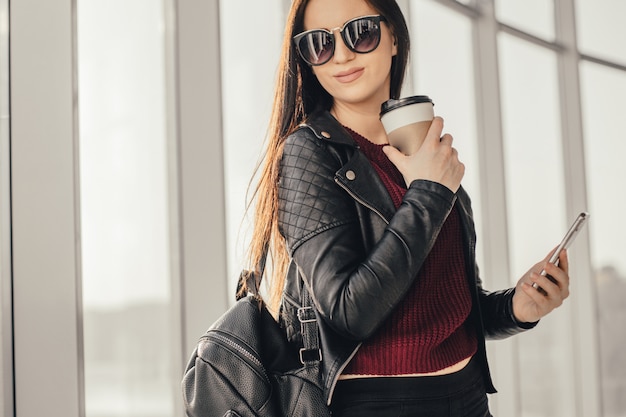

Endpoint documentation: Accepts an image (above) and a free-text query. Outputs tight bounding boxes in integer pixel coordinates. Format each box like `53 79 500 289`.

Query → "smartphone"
534 212 589 292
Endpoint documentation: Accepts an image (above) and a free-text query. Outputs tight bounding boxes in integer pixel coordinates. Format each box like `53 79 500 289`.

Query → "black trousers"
330 357 493 417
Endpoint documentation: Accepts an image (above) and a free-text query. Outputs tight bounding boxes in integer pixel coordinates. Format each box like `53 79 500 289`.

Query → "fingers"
426 117 453 147
383 115 464 191
522 278 551 305
382 145 411 187
544 260 570 291
440 133 453 147
529 261 570 300
558 249 569 273
425 116 445 144
513 244 572 322
382 144 404 162
523 272 567 311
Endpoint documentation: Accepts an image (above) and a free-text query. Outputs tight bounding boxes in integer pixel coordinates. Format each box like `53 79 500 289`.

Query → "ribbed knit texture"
343 127 477 375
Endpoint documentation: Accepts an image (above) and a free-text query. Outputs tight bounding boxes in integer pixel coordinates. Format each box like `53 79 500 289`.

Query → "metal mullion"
10 0 84 416
163 0 185 415
0 0 14 415
580 53 626 73
70 0 86 415
396 0 413 95
554 0 602 416
175 0 228 367
472 0 518 415
498 21 564 52
431 0 481 18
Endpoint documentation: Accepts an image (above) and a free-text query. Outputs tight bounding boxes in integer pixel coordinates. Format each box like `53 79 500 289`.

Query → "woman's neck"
330 101 389 145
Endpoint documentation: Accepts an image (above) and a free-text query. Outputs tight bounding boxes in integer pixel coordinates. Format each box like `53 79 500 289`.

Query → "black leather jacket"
277 111 535 406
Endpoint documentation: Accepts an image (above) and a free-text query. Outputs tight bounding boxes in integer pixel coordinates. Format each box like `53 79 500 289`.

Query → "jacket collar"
300 110 397 223
299 111 358 147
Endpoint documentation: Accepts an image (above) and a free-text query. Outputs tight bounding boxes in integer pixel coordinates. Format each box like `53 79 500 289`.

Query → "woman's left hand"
512 249 571 324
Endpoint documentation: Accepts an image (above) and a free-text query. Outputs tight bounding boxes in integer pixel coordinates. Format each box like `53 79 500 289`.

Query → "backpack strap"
297 284 322 364
236 244 322 365
235 243 268 301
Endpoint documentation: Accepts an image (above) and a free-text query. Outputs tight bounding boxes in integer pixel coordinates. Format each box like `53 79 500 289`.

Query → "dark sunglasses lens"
299 31 334 65
345 18 381 53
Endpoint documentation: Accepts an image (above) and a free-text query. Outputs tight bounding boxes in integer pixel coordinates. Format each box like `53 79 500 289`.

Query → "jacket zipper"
329 177 389 404
335 178 390 225
326 343 362 406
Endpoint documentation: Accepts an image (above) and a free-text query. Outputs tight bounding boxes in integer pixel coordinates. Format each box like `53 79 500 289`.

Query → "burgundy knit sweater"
342 127 477 375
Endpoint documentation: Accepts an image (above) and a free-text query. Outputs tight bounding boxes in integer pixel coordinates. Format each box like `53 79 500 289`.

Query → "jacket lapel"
302 111 397 223
335 153 397 223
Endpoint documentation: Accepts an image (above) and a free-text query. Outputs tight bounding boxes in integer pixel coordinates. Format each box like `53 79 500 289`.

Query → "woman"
245 0 570 415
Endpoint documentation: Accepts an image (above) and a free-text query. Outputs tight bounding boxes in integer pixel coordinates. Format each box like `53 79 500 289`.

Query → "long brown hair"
244 0 411 310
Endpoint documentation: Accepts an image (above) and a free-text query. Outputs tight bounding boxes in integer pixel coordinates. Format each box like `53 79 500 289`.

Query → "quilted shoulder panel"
278 129 356 253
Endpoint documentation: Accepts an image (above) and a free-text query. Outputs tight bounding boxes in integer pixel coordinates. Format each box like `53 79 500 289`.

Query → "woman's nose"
331 30 355 64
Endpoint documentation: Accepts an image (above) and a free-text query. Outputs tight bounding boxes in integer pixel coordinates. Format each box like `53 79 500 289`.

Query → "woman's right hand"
383 116 465 193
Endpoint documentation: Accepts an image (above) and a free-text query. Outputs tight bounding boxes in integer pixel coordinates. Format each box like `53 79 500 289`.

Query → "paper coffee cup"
380 96 434 155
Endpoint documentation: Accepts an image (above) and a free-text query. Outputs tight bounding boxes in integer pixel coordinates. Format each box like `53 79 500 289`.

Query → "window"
77 1 177 415
495 0 555 41
580 61 626 416
408 0 483 268
575 0 626 66
498 32 578 417
498 34 565 278
220 0 286 288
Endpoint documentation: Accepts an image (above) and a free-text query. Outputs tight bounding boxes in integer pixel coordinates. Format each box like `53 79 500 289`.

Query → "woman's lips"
334 68 365 83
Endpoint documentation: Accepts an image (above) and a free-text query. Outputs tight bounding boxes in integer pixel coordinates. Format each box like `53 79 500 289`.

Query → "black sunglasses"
293 15 388 66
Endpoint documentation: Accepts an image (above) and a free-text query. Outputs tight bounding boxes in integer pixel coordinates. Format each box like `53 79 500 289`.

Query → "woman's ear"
392 37 398 57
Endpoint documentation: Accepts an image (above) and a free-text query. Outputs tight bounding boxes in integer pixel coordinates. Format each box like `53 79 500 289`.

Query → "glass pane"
576 0 626 67
498 34 576 417
495 0 555 42
580 61 626 417
220 0 285 292
408 0 484 269
77 1 176 416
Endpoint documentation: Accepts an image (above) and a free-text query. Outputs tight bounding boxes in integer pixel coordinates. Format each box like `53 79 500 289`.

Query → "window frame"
0 0 14 414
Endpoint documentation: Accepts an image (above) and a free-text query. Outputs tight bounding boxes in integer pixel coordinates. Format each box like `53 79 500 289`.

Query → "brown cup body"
387 120 432 155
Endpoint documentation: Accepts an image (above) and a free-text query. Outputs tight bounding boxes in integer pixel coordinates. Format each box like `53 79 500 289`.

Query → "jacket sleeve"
278 130 456 341
479 287 538 339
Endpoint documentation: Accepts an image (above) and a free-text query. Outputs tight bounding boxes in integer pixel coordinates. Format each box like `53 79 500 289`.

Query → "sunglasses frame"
293 15 388 66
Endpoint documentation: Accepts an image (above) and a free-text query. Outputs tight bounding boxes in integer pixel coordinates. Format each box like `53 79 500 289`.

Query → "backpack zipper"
205 332 270 384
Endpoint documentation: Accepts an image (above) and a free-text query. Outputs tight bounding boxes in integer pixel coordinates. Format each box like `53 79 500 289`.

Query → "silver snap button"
346 170 356 180
321 131 331 139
